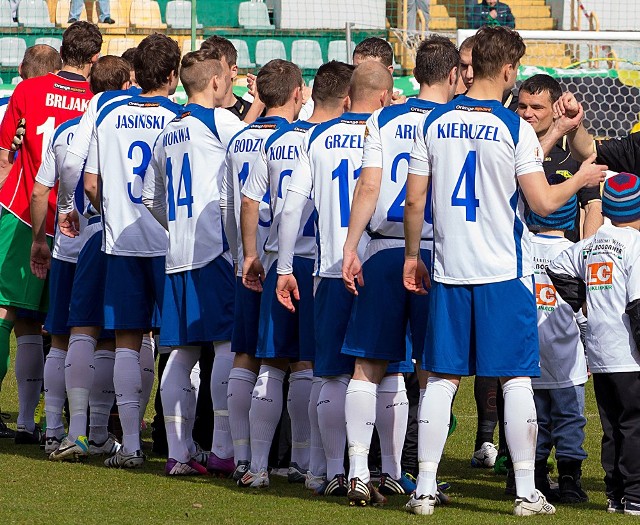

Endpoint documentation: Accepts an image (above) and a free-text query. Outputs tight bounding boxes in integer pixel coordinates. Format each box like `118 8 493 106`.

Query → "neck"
188 92 214 109
467 77 507 102
61 64 89 79
536 228 564 237
417 83 451 104
307 103 343 124
349 101 377 114
265 105 295 123
141 85 171 98
612 220 640 230
222 89 237 108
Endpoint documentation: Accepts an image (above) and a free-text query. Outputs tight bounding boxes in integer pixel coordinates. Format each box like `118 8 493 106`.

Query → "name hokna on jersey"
163 127 191 147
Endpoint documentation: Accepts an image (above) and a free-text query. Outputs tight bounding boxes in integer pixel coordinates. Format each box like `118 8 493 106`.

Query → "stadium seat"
99 0 131 28
166 1 202 29
12 76 21 84
107 37 137 57
0 37 27 67
35 37 63 53
229 39 255 69
18 0 54 27
255 39 286 66
130 0 166 28
238 1 274 29
327 40 355 63
291 40 323 69
0 2 18 27
181 39 204 56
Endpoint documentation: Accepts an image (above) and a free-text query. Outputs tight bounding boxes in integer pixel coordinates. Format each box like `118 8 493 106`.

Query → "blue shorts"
314 277 355 377
231 276 261 356
44 258 76 335
387 332 415 374
425 277 540 377
343 248 430 366
256 257 315 362
69 231 107 328
103 254 165 331
160 256 235 346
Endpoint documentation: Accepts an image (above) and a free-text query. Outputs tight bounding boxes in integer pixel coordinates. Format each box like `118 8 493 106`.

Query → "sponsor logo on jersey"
536 283 557 310
588 261 613 290
250 123 278 130
53 83 87 94
455 104 493 113
127 101 161 108
340 118 367 125
45 93 89 112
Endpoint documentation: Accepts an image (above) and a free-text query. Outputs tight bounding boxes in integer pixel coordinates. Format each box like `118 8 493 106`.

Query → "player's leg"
306 375 326 490
88 337 119 455
209 340 234 471
139 334 156 424
288 360 313 482
472 376 498 468
0 306 14 438
532 388 558 501
42 336 67 452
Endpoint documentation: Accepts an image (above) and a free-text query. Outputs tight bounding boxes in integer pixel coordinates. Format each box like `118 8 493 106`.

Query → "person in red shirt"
0 21 101 445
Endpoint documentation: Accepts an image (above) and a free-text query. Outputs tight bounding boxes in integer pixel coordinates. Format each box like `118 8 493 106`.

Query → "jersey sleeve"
596 134 640 175
0 82 25 151
409 117 431 177
84 131 99 175
547 240 588 312
34 135 57 188
287 134 313 198
515 121 545 176
361 111 383 169
577 185 601 207
241 146 268 202
66 96 98 160
627 245 640 303
141 142 168 230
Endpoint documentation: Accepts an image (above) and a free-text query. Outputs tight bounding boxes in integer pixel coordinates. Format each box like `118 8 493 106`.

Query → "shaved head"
349 61 393 105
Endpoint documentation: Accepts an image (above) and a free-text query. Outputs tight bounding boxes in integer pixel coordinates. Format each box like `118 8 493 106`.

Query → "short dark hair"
311 60 355 106
121 47 138 69
89 55 130 93
472 26 525 79
60 21 102 69
353 37 393 67
20 44 62 80
201 36 237 66
256 59 302 109
459 34 477 55
519 74 562 104
414 35 459 86
180 49 222 97
134 33 181 92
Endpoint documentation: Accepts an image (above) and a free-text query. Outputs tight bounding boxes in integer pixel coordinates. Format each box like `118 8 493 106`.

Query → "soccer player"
340 36 459 501
221 59 300 481
276 60 393 499
29 56 132 459
142 48 244 475
0 43 62 439
403 25 606 516
83 33 183 468
240 61 353 489
0 22 100 445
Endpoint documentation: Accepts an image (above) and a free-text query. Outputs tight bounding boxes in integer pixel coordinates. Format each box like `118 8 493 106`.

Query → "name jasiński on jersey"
325 134 364 149
116 114 166 129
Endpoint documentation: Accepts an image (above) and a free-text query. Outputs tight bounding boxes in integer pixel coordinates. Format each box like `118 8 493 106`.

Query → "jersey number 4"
451 151 479 222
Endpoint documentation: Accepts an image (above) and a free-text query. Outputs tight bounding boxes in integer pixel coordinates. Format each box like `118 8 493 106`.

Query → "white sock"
376 375 408 479
345 379 378 483
503 377 538 502
65 334 96 440
317 375 349 479
416 377 457 497
161 347 200 463
249 365 286 472
89 349 115 444
113 348 142 454
43 347 67 439
15 335 44 432
190 360 201 399
139 336 155 423
227 366 257 463
308 376 326 476
210 341 234 459
288 368 312 470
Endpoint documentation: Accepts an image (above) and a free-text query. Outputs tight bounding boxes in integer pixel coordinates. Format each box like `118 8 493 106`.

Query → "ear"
91 52 100 64
230 64 238 79
344 95 351 111
449 66 459 86
121 80 132 90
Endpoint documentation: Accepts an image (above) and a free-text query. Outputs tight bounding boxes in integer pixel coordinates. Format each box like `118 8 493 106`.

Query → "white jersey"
531 234 588 388
223 116 288 275
362 99 437 258
86 95 181 256
549 224 640 373
242 120 316 259
59 87 141 215
409 95 544 285
0 97 8 125
144 103 244 273
287 112 370 278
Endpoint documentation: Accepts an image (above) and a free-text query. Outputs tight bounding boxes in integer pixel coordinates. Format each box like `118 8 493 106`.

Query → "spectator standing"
468 0 515 29
69 0 115 24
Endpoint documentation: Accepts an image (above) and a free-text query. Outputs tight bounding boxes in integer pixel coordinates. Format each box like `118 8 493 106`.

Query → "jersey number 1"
166 152 194 221
332 159 361 227
451 151 479 222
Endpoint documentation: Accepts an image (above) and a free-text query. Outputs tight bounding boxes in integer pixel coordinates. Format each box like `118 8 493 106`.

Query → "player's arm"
625 254 640 349
0 85 26 188
142 150 168 230
84 171 100 211
220 156 238 263
582 198 603 238
547 92 597 162
547 240 587 312
343 113 383 294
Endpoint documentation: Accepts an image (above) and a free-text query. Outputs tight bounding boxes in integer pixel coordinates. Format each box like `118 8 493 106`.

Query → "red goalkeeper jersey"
0 72 92 236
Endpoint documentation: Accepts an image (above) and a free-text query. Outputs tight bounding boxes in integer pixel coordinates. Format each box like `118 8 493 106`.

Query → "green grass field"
0 350 628 525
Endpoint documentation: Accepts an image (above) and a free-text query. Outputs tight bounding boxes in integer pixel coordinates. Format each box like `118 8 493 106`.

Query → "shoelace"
0 411 9 420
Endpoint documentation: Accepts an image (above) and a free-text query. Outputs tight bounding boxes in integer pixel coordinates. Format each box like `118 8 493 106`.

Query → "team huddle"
2 19 640 518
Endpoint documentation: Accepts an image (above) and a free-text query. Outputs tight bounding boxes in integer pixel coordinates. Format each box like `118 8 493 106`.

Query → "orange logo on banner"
588 262 613 285
536 283 557 306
